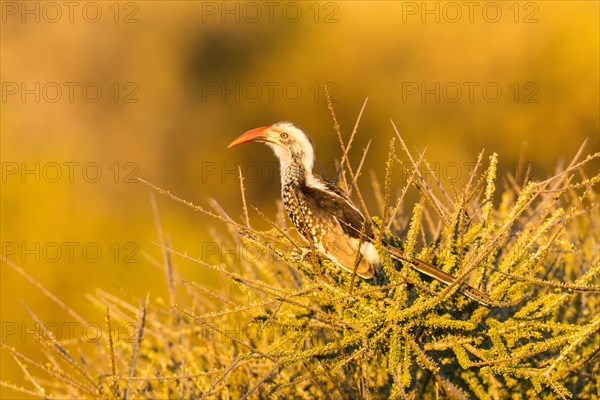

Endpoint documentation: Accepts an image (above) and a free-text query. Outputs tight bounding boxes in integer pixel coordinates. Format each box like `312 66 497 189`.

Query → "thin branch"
239 166 252 229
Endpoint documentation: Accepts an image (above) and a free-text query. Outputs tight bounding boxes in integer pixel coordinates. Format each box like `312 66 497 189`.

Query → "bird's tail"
384 245 494 306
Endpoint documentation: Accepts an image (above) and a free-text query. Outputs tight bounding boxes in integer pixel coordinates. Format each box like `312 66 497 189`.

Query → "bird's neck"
268 143 315 189
280 158 311 188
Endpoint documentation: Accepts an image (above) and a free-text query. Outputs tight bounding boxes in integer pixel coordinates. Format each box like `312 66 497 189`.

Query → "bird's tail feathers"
384 245 494 306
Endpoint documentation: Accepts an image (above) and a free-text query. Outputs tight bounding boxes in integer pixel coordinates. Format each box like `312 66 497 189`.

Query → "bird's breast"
282 186 326 243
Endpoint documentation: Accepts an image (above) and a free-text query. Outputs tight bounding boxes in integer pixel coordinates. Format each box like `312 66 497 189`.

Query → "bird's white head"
228 122 316 185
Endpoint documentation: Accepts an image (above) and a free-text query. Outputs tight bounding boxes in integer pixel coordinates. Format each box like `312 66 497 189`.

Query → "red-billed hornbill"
228 121 491 304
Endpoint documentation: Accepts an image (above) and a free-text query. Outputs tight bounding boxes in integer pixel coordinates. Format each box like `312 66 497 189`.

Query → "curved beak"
227 126 271 148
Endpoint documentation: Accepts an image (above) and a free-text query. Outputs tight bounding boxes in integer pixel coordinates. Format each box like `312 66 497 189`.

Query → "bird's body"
229 122 379 278
228 121 493 305
282 171 380 278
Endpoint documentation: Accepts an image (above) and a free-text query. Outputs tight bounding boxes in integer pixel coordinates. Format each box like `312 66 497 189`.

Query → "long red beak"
227 126 270 148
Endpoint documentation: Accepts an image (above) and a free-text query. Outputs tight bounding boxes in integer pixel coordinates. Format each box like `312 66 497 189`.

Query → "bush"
3 111 599 399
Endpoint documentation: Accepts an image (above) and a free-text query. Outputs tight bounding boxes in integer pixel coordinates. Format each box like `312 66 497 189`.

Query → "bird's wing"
297 185 374 278
306 177 375 239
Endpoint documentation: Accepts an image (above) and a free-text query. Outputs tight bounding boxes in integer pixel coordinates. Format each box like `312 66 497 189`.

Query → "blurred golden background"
1 1 598 396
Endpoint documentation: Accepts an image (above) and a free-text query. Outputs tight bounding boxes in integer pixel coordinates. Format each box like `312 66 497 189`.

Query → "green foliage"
2 120 599 399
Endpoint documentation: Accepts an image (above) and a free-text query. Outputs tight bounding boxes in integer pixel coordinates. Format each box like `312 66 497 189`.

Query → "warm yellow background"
1 1 598 396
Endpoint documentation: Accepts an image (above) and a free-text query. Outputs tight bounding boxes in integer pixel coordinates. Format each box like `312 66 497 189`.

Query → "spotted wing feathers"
286 182 375 278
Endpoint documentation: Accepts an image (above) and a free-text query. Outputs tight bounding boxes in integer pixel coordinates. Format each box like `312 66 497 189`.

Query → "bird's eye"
280 133 289 139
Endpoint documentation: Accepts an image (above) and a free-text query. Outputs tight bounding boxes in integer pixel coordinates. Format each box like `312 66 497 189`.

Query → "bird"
228 121 493 305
